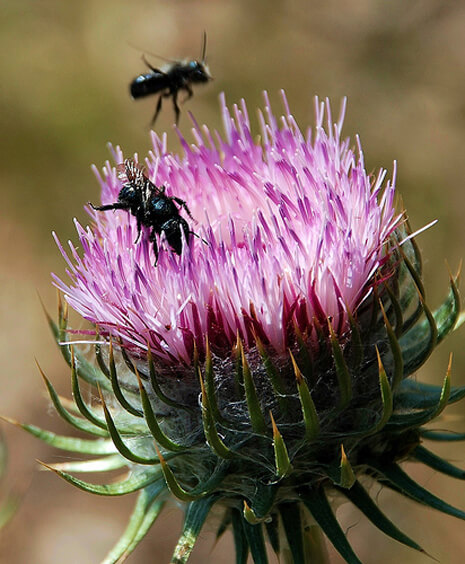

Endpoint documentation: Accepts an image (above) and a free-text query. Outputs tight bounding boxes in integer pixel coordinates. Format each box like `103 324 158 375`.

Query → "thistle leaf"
153 446 200 501
264 515 280 557
0 417 116 454
204 336 231 426
171 496 218 564
279 503 305 564
108 340 143 417
338 445 356 489
338 480 427 554
434 274 460 345
102 482 166 564
147 344 194 413
199 370 236 459
136 369 187 452
368 348 393 434
270 411 292 479
154 445 228 502
242 519 268 564
369 461 465 521
382 282 403 338
299 486 362 564
399 246 425 298
387 360 451 430
420 430 465 442
413 445 465 480
247 483 277 522
290 351 320 440
240 343 268 435
44 303 111 391
231 509 249 564
95 331 111 378
255 334 288 413
378 301 404 390
456 311 465 331
400 290 438 377
397 247 424 334
214 509 231 543
396 379 465 410
119 499 165 563
328 320 352 409
243 501 263 525
98 387 158 465
346 306 364 371
51 454 126 473
37 362 109 438
293 322 315 386
69 348 108 429
38 462 162 495
232 331 244 397
433 356 452 418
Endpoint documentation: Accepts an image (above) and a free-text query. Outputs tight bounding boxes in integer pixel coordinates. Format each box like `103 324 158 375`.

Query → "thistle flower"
13 92 465 563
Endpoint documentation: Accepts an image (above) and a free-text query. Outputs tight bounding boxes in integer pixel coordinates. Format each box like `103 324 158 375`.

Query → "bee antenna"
200 31 207 62
190 231 209 246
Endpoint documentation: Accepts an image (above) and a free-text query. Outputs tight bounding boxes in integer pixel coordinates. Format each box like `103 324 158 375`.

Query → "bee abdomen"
130 73 167 99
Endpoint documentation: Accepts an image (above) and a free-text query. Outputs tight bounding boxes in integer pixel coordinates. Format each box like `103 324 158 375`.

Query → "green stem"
280 520 330 564
304 525 330 563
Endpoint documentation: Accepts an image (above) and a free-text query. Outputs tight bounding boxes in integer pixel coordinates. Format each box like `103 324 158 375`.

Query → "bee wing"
145 178 165 199
117 158 164 198
116 162 126 176
115 159 147 183
127 42 178 65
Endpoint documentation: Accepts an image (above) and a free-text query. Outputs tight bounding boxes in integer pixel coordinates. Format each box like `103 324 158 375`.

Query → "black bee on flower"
90 159 194 263
130 32 212 126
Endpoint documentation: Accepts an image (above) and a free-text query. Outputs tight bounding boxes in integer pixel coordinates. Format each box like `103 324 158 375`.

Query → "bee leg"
173 197 194 220
180 85 193 104
151 95 164 126
149 229 159 265
189 230 209 246
172 90 180 125
89 202 128 212
134 219 143 244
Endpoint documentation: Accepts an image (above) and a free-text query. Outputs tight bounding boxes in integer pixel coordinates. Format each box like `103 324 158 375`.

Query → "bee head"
118 182 142 208
187 60 212 83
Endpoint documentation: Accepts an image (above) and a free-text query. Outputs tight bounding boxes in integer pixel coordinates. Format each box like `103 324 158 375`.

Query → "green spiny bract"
13 222 465 564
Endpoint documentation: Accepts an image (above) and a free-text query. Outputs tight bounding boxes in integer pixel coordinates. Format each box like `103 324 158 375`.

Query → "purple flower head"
54 92 400 364
21 91 464 563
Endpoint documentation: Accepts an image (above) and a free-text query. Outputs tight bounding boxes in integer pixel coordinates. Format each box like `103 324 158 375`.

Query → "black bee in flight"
130 32 212 126
90 159 194 263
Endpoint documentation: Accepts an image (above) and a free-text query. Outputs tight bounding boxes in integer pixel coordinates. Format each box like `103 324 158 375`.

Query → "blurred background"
1 0 465 562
